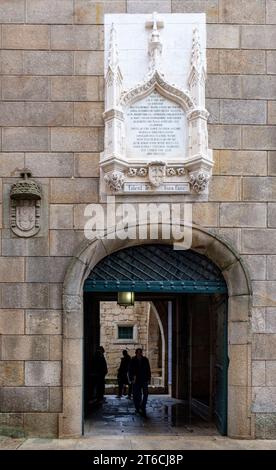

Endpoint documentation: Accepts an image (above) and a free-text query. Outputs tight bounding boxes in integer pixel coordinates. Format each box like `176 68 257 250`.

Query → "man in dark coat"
128 348 151 417
117 350 132 398
94 346 108 402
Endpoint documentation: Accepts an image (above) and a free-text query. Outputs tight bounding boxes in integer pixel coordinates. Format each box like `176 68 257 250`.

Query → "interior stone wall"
0 0 275 438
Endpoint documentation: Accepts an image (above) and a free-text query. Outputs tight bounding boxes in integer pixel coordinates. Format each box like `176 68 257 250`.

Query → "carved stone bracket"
189 171 210 193
104 170 125 192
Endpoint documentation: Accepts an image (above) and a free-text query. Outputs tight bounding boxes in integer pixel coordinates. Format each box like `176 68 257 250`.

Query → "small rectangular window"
118 326 133 340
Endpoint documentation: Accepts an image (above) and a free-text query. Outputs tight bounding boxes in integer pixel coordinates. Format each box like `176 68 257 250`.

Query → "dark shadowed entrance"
83 244 228 435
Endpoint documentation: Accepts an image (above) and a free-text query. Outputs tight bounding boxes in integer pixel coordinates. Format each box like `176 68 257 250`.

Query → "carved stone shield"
148 162 166 187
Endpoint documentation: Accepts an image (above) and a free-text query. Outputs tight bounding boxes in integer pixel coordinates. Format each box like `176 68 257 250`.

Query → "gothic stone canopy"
100 13 213 199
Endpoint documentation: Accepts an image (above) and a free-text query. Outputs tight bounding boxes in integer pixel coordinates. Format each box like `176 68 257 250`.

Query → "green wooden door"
214 296 228 435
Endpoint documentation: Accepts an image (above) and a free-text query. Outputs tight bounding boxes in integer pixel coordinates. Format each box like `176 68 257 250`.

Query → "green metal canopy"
84 244 227 294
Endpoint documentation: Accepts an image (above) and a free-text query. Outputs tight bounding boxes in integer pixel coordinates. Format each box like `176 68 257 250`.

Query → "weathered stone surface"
74 103 104 126
253 281 276 307
1 51 23 74
207 49 219 73
0 310 24 335
63 339 83 386
0 388 48 412
0 103 73 127
50 230 85 256
242 255 266 280
51 128 99 152
25 361 61 386
213 228 241 252
0 153 25 177
268 153 276 176
219 0 265 23
228 386 251 437
242 25 276 49
1 283 49 309
2 237 49 257
74 0 126 24
266 308 276 333
268 102 276 124
243 126 276 150
267 256 276 280
0 0 25 23
49 284 63 310
252 361 266 386
51 76 98 101
2 335 49 360
26 153 73 178
74 153 100 177
255 413 276 439
25 310 62 335
209 125 241 149
63 387 82 417
191 202 218 227
172 0 218 22
24 52 73 75
74 51 104 75
50 336 62 361
50 204 74 229
0 257 24 283
209 176 240 201
228 295 250 322
219 50 265 75
2 25 49 49
207 25 240 48
24 413 58 438
220 203 266 227
220 100 266 125
243 178 276 201
243 231 276 254
26 257 69 283
253 387 276 412
267 0 276 23
242 76 276 99
2 77 49 101
252 333 266 358
2 127 49 152
51 25 103 50
228 345 249 386
229 322 248 345
266 361 276 386
49 387 62 412
26 0 73 24
50 178 98 203
251 308 266 333
0 362 24 387
206 99 219 124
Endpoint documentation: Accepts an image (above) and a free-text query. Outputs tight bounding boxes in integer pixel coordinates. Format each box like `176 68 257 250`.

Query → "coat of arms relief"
100 13 213 199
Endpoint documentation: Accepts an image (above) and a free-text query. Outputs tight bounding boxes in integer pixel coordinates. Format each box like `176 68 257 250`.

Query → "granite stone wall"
0 0 275 438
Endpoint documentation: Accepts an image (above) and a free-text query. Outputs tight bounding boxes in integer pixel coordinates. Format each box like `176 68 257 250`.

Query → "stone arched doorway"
60 223 252 439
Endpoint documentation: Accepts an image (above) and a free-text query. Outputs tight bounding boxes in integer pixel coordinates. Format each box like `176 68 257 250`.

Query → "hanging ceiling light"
117 291 135 308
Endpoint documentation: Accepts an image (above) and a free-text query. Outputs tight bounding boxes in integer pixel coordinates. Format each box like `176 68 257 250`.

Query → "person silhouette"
128 348 151 417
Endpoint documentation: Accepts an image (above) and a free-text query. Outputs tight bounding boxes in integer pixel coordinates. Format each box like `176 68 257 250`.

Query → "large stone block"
243 178 276 202
63 387 82 417
252 281 276 306
242 255 266 281
242 76 276 99
228 345 249 386
0 102 73 127
219 0 265 23
50 204 74 229
266 308 276 333
253 387 276 412
26 257 69 283
206 99 219 124
63 339 83 386
252 361 266 386
220 100 266 125
252 333 266 359
243 126 276 150
243 230 276 254
1 51 23 74
24 52 73 75
24 413 58 438
51 128 99 152
50 177 98 203
0 362 24 387
228 322 249 345
74 0 126 24
0 257 24 283
74 153 100 177
51 76 98 101
268 102 276 124
209 176 240 201
266 0 276 23
0 388 48 413
207 25 240 49
0 153 25 177
74 51 104 75
26 0 73 23
228 295 250 323
207 49 219 73
255 413 276 439
252 308 266 333
0 309 24 335
50 336 62 361
49 387 62 412
2 127 49 152
25 310 62 335
1 237 49 257
51 25 103 50
127 1 171 14
228 386 251 438
242 25 276 49
0 0 25 23
1 283 49 309
219 50 265 75
220 203 266 227
172 0 218 22
265 334 276 359
216 151 267 176
2 25 49 49
74 102 104 126
267 256 276 280
268 153 276 176
25 361 61 386
26 153 73 178
266 361 276 386
49 284 63 310
208 125 241 149
2 335 49 361
2 77 49 101
49 230 85 256
191 202 218 227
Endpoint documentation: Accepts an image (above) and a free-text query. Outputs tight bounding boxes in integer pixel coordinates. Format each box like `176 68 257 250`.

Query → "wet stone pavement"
84 395 218 436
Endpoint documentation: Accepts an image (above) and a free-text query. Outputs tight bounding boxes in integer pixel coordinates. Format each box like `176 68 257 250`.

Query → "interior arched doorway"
60 223 252 439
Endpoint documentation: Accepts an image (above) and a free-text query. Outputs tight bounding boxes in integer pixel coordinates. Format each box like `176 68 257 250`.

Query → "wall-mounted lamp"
117 292 135 308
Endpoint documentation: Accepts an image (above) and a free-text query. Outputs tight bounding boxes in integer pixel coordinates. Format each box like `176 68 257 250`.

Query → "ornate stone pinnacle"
108 23 119 72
